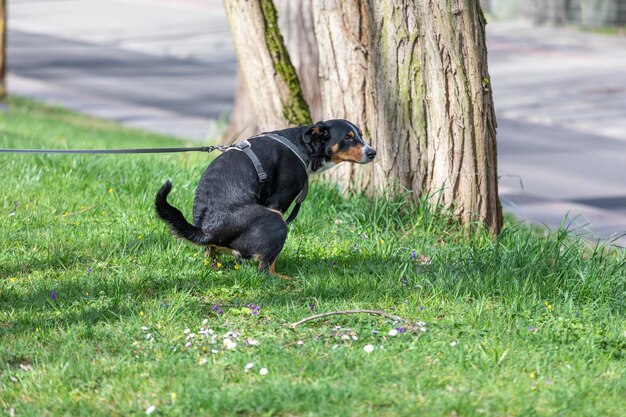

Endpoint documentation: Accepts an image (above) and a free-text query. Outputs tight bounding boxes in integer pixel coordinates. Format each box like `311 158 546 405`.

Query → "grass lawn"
1 96 625 416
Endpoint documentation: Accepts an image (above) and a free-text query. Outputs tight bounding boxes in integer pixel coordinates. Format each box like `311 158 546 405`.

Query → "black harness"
227 133 309 225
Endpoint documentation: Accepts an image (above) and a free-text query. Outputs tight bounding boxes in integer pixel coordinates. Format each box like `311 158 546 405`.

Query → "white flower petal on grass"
211 349 219 354
419 327 427 332
184 342 192 348
388 329 398 336
146 405 157 415
296 340 304 346
146 333 153 340
245 362 255 370
141 326 149 331
341 335 350 340
186 333 195 340
223 339 237 350
245 339 259 346
183 328 191 334
351 335 359 341
450 341 457 347
363 344 375 353
259 368 268 375
198 357 207 365
202 319 209 325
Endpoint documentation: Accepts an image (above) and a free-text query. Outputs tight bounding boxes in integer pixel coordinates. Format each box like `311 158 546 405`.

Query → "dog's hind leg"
230 207 289 279
267 258 292 280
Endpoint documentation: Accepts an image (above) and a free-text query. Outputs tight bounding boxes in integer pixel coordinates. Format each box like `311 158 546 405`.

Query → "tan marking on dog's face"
330 143 364 163
347 131 355 138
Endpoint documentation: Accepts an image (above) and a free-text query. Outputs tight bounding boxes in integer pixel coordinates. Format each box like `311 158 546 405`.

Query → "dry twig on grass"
289 309 418 332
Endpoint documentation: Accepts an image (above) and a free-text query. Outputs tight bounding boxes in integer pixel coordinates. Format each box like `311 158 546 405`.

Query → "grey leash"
0 145 228 154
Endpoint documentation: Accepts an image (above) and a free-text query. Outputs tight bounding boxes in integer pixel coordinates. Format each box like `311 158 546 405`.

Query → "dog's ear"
302 121 329 143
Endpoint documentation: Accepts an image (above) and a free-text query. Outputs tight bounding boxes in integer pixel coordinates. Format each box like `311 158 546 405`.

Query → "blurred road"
488 21 626 245
7 0 235 140
6 2 626 245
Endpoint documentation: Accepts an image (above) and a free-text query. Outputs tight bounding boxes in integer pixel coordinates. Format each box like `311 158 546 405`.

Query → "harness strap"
226 140 268 201
228 134 310 224
284 181 308 224
230 134 311 224
251 133 310 224
261 133 310 173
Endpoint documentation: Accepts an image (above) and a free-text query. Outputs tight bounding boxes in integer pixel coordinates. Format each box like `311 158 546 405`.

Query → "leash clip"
232 140 251 150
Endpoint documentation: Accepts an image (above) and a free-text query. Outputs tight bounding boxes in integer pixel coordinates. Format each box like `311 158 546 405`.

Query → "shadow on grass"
4 239 626 339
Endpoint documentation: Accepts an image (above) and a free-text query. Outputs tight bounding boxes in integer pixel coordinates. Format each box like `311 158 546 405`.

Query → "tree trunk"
224 0 503 234
277 0 322 122
222 69 259 143
0 0 7 103
313 0 502 234
223 0 311 135
223 0 321 143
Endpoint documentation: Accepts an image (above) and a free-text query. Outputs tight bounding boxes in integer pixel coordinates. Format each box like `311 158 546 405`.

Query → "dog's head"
302 119 376 172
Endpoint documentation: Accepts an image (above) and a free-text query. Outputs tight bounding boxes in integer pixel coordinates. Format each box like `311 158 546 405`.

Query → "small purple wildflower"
217 309 223 315
87 266 92 273
419 306 424 311
545 379 551 385
401 277 408 285
395 327 406 334
247 303 261 316
51 291 57 301
308 303 315 312
528 326 537 332
361 233 368 240
410 250 417 260
212 304 219 311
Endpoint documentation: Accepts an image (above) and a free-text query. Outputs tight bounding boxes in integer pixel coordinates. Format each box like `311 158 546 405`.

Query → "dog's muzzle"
361 145 377 163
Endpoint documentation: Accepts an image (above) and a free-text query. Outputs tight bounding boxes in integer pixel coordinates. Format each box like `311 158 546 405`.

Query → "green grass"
1 96 625 416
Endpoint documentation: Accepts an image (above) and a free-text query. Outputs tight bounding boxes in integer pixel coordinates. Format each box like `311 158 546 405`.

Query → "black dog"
155 119 376 278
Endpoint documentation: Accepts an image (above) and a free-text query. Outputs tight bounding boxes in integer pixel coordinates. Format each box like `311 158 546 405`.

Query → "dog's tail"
155 180 212 245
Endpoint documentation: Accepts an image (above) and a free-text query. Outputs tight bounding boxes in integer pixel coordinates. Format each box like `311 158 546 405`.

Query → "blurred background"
483 0 626 28
5 0 626 245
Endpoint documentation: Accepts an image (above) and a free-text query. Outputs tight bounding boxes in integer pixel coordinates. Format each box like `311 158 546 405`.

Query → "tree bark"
313 0 502 234
223 0 312 134
222 69 259 143
224 0 503 234
0 0 7 103
278 0 322 122
223 0 321 143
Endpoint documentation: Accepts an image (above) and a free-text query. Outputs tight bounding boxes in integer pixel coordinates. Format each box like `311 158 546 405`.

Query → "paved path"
6 2 626 246
8 0 235 140
488 21 626 245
